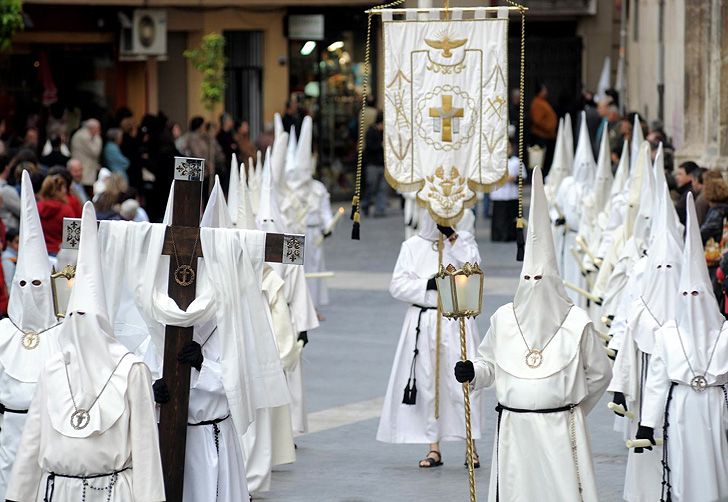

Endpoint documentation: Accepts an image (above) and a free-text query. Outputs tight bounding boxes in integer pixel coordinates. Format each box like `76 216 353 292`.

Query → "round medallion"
690 375 708 392
174 265 195 287
70 409 90 430
21 332 39 350
526 349 543 368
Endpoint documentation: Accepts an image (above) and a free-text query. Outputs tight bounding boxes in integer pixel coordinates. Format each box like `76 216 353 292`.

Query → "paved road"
263 204 627 502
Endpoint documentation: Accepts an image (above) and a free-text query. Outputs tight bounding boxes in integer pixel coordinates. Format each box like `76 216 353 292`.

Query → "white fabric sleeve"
270 288 302 372
320 192 334 231
579 324 612 415
128 363 166 502
607 319 639 407
472 327 496 390
5 377 44 501
640 334 670 429
389 242 428 305
192 359 225 395
447 232 481 265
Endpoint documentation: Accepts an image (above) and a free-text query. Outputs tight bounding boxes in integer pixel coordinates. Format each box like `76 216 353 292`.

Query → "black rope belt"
188 414 230 454
495 402 579 502
44 467 130 502
0 403 28 414
402 305 436 406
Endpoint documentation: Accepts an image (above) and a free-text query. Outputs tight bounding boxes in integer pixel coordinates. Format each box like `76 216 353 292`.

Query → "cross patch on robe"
429 95 464 143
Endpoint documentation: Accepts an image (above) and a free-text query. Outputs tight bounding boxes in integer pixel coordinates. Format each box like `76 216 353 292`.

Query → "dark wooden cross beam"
158 157 304 501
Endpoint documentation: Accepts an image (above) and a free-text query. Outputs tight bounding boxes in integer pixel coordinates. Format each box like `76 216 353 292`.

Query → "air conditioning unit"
120 9 166 59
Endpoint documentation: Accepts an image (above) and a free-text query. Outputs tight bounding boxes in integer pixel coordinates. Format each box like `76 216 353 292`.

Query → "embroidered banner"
383 9 509 226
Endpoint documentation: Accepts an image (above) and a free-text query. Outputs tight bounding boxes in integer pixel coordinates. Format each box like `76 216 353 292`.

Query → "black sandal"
419 450 443 468
464 453 480 469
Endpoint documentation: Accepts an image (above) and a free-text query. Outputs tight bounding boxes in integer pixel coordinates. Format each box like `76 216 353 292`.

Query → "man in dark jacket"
361 112 386 217
674 161 699 225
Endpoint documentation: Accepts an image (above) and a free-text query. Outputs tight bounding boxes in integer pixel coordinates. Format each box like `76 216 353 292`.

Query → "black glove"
634 424 656 453
153 379 170 405
554 217 566 227
436 224 455 238
611 392 628 416
322 231 332 240
426 277 437 290
298 331 308 347
178 341 203 371
454 360 475 383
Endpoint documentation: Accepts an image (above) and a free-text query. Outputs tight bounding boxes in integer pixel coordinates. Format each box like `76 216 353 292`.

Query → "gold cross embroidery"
429 95 464 143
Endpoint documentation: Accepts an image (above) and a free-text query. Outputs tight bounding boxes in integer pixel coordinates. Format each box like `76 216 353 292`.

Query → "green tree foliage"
183 33 226 112
0 0 24 51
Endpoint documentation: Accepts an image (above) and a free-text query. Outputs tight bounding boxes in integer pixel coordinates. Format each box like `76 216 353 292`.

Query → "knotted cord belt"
44 467 130 502
495 403 582 502
0 403 28 414
188 414 230 454
402 305 436 406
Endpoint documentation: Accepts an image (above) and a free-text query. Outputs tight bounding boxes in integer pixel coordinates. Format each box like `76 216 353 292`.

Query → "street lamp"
435 261 484 502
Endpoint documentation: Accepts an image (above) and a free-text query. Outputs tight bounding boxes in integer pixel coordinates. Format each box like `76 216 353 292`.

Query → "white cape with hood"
376 210 484 444
472 168 611 502
641 194 728 502
0 171 62 500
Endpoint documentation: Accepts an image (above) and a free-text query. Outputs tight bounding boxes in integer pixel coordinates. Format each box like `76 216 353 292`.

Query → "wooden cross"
62 157 305 500
159 157 304 500
429 94 464 142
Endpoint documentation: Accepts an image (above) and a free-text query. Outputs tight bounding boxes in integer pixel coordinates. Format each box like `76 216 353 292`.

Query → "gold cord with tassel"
351 0 406 240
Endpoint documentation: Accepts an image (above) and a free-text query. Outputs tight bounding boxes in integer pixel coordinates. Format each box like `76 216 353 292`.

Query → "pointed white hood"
274 112 284 139
678 193 725 359
201 175 233 229
630 114 644 170
610 139 630 202
592 124 614 214
227 154 240 225
52 202 132 437
162 182 175 225
8 170 56 331
257 149 284 233
631 143 655 251
572 111 596 186
237 167 257 230
653 143 683 243
289 115 314 191
545 118 570 197
514 167 573 346
563 113 574 169
417 208 440 242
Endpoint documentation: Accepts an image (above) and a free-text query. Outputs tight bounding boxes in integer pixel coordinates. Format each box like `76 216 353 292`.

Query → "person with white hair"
70 119 102 192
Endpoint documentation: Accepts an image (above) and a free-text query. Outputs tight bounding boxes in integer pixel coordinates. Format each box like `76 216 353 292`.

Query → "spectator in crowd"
93 172 128 221
67 158 89 204
103 128 130 182
22 128 39 153
529 82 557 177
361 111 386 217
216 113 238 171
490 140 521 241
362 95 378 134
0 156 20 231
119 188 149 222
235 120 256 163
693 167 709 224
674 160 700 225
48 166 82 217
699 171 728 245
282 99 303 138
255 122 275 157
37 174 76 255
2 227 18 291
40 135 71 168
116 107 142 190
70 118 102 193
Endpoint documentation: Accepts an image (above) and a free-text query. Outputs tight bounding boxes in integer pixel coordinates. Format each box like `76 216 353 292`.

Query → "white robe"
377 232 485 444
183 330 249 502
6 361 165 502
607 253 647 351
303 180 333 308
472 305 612 502
607 298 663 502
641 322 728 502
555 178 588 308
0 320 62 500
242 267 297 495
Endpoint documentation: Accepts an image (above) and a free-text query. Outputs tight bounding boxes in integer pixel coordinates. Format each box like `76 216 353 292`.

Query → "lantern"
50 264 76 319
435 262 484 319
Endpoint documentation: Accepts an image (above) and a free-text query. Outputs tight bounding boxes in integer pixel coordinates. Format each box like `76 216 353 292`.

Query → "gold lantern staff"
435 262 484 502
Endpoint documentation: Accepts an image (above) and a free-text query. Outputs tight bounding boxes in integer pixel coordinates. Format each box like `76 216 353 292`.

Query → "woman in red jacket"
37 174 76 256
